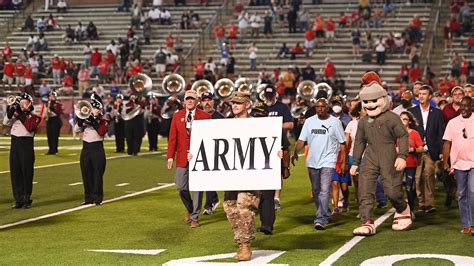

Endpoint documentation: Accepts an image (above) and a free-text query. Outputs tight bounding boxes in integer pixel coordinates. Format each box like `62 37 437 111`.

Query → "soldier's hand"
350 165 359 177
291 153 298 166
167 158 174 170
394 158 406 172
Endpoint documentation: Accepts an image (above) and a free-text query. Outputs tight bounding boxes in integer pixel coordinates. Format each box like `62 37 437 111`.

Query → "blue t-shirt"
299 115 345 169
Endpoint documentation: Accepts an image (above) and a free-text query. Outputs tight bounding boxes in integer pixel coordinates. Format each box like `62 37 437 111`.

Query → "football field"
0 136 472 265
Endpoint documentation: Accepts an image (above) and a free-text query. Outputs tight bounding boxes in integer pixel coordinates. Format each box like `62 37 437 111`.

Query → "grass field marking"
0 151 163 175
164 250 287 265
87 249 166 256
320 208 396 266
115 183 130 187
68 182 83 186
0 183 175 230
360 254 474 265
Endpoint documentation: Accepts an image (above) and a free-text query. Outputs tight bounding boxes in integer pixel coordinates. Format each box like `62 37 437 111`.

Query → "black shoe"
257 226 273 235
12 202 23 209
314 223 325 230
80 202 93 206
95 202 103 206
22 201 32 209
45 152 54 155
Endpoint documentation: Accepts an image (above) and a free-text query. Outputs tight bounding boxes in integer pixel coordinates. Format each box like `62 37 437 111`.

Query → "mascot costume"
350 72 412 236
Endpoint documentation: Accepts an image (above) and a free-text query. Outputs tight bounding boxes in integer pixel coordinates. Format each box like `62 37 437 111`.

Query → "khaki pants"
415 152 436 208
78 81 89 97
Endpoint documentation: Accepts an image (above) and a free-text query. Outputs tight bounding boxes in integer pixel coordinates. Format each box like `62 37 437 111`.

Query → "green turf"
0 137 472 265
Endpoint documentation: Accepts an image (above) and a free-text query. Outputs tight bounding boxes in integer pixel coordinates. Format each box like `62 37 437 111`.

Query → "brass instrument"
297 80 318 100
214 78 235 99
162 74 185 95
234 77 253 94
315 82 333 100
6 95 20 106
255 83 268 102
129 73 152 97
192 79 214 98
290 105 308 119
75 100 92 120
161 97 182 120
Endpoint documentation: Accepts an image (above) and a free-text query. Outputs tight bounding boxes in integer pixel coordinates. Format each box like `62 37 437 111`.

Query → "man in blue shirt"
291 98 347 230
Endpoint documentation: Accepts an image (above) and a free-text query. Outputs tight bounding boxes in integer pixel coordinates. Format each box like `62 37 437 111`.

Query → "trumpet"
75 100 92 120
6 95 20 106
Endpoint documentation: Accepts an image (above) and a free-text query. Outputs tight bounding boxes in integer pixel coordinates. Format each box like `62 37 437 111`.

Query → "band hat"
91 99 103 109
115 93 124 100
184 90 198 99
231 91 251 104
90 92 103 104
20 92 33 102
200 92 214 100
50 90 58 97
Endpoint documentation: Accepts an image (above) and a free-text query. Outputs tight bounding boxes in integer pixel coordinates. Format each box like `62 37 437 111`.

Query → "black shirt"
266 101 292 149
211 110 225 119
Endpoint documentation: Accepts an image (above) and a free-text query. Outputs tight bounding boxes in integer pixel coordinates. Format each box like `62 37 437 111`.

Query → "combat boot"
237 244 252 261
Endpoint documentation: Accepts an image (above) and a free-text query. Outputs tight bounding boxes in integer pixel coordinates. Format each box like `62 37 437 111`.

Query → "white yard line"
115 183 130 187
0 151 163 175
0 183 175 230
320 208 396 266
68 182 83 186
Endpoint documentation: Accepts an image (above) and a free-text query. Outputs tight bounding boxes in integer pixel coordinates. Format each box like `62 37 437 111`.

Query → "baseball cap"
263 85 276 98
201 92 213 100
184 90 198 100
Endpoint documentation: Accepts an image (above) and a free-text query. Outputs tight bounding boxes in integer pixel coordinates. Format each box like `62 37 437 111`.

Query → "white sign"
189 117 282 191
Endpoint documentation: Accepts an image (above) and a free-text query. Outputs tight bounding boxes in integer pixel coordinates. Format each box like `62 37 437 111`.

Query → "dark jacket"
408 105 445 161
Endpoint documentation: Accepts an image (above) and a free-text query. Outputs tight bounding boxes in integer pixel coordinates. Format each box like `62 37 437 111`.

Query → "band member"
75 95 109 206
258 85 293 235
124 94 145 155
111 94 125 153
200 91 223 215
167 90 211 228
45 90 63 155
3 92 41 209
146 94 162 151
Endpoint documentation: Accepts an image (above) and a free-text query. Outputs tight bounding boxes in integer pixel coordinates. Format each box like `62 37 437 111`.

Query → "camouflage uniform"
223 191 259 245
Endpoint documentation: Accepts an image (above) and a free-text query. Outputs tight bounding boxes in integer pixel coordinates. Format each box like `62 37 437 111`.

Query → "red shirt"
291 45 303 54
228 25 238 38
450 20 460 31
411 18 422 29
438 81 449 95
24 66 32 79
2 47 12 58
314 17 324 30
15 63 25 76
340 15 348 24
400 65 409 76
324 62 335 78
166 36 174 49
461 59 468 75
98 60 109 74
213 26 225 38
443 103 461 123
106 52 115 64
305 29 315 41
90 51 102 66
408 67 421 83
406 130 423 168
326 18 335 31
51 58 61 70
63 75 73 87
4 62 14 77
132 64 142 75
194 62 205 76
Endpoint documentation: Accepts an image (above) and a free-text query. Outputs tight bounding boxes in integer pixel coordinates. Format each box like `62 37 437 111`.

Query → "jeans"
376 175 387 206
404 167 416 210
299 21 308 33
52 69 61 85
308 167 333 225
454 168 474 228
250 58 257 70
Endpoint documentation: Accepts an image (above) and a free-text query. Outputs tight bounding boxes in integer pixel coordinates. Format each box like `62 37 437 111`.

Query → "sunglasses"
463 128 467 139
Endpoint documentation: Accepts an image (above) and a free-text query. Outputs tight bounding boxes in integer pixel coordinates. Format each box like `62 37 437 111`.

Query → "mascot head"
361 71 382 86
360 81 389 117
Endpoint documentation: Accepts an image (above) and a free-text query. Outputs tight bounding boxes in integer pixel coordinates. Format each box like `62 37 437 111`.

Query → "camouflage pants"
223 191 259 245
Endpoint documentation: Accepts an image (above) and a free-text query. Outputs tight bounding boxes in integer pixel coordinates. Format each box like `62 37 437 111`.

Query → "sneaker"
356 213 361 219
342 201 350 212
314 223 325 230
274 198 281 211
425 206 436 213
202 208 212 215
211 201 220 212
461 227 471 234
190 220 200 228
377 203 388 209
331 207 340 216
417 206 426 212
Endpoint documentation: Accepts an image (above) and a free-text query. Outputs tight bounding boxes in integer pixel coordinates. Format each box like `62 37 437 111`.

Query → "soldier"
45 90 63 155
124 94 145 155
111 94 125 153
3 92 41 209
75 95 109 205
145 94 162 151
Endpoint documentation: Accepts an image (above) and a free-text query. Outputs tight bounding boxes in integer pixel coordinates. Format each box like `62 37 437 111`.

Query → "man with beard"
200 92 223 215
442 96 474 235
393 90 414 115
